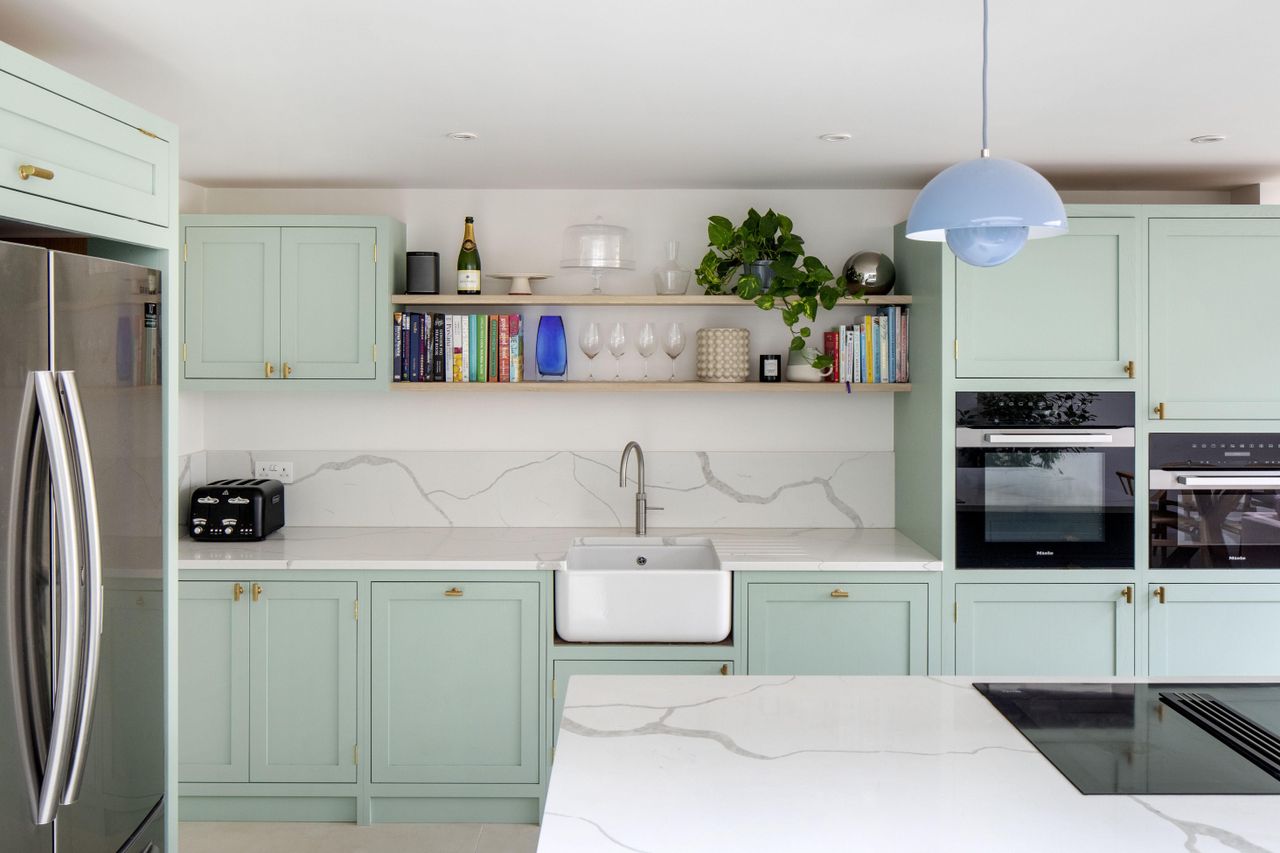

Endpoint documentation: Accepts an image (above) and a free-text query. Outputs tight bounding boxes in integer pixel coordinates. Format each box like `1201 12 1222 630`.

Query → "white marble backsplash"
193 450 893 528
178 450 207 523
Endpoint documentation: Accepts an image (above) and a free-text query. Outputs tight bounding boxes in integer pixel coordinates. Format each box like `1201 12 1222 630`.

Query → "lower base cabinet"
1148 583 1280 676
955 583 1135 676
371 581 540 784
746 582 929 675
178 580 358 783
551 659 733 745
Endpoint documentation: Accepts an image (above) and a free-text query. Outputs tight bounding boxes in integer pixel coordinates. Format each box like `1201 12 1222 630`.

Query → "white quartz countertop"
539 675 1280 853
178 526 941 572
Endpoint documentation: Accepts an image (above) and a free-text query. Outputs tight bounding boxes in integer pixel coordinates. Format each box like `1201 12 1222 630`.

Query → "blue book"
408 313 421 382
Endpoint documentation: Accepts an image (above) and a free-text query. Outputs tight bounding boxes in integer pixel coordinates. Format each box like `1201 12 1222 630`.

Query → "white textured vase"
696 328 750 383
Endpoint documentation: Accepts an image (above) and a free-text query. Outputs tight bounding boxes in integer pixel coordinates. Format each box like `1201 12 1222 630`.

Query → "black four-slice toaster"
189 478 285 541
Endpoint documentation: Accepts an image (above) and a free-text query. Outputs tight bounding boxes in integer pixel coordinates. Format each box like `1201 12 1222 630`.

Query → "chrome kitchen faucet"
619 441 662 535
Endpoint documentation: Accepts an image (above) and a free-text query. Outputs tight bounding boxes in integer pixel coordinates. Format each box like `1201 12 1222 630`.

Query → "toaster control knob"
193 526 204 536
224 526 234 536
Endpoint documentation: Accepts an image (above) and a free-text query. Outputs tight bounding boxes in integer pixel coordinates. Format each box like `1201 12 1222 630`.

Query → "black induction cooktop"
975 682 1280 795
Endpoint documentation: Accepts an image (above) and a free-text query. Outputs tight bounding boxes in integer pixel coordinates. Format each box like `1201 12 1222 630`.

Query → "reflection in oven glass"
1153 490 1280 567
984 452 1107 543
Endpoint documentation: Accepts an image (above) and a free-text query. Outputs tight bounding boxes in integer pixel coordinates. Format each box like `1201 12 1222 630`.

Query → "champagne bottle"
457 216 481 294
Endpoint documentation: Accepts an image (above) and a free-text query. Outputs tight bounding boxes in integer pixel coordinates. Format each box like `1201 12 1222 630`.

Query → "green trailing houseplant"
696 208 861 370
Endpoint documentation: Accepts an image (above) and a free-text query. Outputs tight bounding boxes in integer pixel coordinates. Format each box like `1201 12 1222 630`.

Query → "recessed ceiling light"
446 131 479 141
818 132 853 143
1190 134 1227 144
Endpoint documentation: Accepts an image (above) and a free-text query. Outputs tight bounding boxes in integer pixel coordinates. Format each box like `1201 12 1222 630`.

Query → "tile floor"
179 821 540 853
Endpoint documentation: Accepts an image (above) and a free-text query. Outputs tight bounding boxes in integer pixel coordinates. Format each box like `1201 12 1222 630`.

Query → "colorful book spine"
879 314 889 383
488 315 499 382
498 315 511 381
848 326 858 383
409 314 423 382
418 313 428 381
511 315 523 382
392 311 403 381
900 308 909 382
476 314 488 382
824 331 839 383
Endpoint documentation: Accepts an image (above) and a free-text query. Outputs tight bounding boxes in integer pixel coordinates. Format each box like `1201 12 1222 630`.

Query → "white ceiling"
3 0 1277 190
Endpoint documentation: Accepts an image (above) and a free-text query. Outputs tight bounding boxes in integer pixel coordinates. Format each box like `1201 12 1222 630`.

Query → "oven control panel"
1151 433 1280 469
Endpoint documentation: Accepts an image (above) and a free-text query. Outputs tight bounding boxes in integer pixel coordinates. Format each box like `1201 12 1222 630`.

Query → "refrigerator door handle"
56 371 103 806
30 371 84 825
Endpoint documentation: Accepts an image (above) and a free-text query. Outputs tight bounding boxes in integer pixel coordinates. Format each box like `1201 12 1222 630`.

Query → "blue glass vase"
535 315 567 379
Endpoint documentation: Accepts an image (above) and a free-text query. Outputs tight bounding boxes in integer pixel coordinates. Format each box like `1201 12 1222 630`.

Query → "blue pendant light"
906 0 1066 267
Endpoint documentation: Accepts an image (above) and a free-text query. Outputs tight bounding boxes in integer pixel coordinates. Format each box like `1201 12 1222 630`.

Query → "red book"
823 330 840 382
498 315 511 381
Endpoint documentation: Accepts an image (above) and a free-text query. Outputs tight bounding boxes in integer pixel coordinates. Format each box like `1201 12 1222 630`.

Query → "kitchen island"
539 676 1279 852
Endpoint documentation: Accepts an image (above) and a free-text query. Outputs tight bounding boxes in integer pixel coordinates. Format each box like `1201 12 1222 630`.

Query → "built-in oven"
956 392 1136 569
1150 433 1280 569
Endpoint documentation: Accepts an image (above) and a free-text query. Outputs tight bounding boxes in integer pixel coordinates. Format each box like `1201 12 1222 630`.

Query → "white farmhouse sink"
555 537 731 643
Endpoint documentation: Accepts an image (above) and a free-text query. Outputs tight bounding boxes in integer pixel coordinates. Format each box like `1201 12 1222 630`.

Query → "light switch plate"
255 461 294 484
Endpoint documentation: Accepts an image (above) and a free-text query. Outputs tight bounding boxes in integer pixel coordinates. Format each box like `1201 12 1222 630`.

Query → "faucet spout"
619 441 659 535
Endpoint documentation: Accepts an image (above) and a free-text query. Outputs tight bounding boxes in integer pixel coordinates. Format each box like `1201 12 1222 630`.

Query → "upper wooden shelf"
391 381 911 393
390 293 911 307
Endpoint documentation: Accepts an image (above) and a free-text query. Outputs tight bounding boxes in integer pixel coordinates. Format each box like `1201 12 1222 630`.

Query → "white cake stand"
490 273 550 296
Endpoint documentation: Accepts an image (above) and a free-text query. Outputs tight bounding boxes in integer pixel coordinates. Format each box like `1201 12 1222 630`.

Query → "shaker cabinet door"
1149 218 1280 419
178 581 250 782
183 226 281 379
746 582 929 675
279 227 377 380
1148 584 1280 676
955 217 1137 379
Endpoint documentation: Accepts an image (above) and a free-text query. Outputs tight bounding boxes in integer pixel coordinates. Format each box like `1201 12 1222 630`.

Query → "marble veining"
201 449 892 528
540 676 1280 853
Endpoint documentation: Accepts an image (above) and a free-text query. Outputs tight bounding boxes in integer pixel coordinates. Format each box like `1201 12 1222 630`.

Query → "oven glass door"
1150 472 1280 568
957 432 1135 568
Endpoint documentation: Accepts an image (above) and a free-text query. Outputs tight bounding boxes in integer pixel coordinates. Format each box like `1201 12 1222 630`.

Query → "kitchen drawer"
0 68 170 227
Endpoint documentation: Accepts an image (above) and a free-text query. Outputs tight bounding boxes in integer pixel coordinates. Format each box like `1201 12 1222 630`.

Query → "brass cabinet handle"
18 164 54 181
283 362 293 379
830 588 849 598
720 664 730 676
265 361 275 378
252 583 262 602
1124 360 1135 379
1154 402 1166 420
444 587 463 597
1154 586 1166 604
1121 586 1133 604
233 582 244 602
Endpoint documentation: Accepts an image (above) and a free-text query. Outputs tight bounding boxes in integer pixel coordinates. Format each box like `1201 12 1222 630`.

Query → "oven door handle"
984 433 1115 446
1175 475 1280 487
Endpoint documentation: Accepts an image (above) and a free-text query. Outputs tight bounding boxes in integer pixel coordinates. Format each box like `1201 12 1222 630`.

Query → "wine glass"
578 322 602 381
607 323 627 380
637 322 657 380
662 323 686 381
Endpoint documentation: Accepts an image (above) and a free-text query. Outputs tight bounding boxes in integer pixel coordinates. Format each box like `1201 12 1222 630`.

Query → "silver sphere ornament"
842 251 896 296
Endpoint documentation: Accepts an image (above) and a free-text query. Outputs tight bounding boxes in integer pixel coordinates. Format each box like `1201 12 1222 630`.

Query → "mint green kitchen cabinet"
181 215 403 387
955 584 1135 676
1148 584 1280 676
249 581 358 783
551 659 733 745
954 217 1137 379
183 227 281 380
1149 218 1280 419
178 580 357 784
0 63 171 227
178 581 250 783
746 582 929 675
371 581 540 784
280 227 377 380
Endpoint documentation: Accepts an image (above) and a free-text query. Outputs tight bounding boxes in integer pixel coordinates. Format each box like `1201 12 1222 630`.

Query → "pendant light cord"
981 0 990 156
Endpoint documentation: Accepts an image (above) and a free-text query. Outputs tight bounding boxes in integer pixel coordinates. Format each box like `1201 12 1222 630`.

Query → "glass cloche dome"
560 216 635 294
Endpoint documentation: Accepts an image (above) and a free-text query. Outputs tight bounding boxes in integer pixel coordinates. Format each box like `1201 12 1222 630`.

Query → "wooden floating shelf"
390 293 911 307
391 381 911 393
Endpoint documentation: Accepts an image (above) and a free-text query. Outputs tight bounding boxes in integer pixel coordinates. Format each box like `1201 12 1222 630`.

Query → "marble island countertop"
177 526 941 572
539 676 1280 853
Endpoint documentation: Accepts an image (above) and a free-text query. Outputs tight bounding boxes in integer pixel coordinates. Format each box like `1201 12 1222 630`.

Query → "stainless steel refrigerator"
1 241 165 853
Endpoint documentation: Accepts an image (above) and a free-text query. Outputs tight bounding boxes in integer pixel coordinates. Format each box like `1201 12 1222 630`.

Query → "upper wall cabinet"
0 42 176 247
1149 217 1280 420
181 215 404 388
954 217 1137 379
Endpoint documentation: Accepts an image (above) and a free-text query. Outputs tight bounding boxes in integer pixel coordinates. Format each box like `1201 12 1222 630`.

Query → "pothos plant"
695 208 862 370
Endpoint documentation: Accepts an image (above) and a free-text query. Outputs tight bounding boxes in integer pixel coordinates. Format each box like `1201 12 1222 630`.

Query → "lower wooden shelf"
390 381 911 393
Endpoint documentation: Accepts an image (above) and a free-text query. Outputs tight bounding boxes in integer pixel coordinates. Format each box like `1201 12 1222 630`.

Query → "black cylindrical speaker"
406 251 440 294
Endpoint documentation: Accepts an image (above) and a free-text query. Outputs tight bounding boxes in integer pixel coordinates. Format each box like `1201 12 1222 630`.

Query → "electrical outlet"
255 461 294 484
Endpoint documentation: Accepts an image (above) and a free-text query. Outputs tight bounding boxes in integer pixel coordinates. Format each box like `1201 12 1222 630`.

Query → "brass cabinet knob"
1124 360 1135 378
252 583 263 602
1121 586 1134 604
265 361 276 378
233 582 244 602
719 664 730 676
283 362 293 379
830 588 849 599
1154 586 1166 604
444 587 463 597
18 164 54 181
1154 402 1166 420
